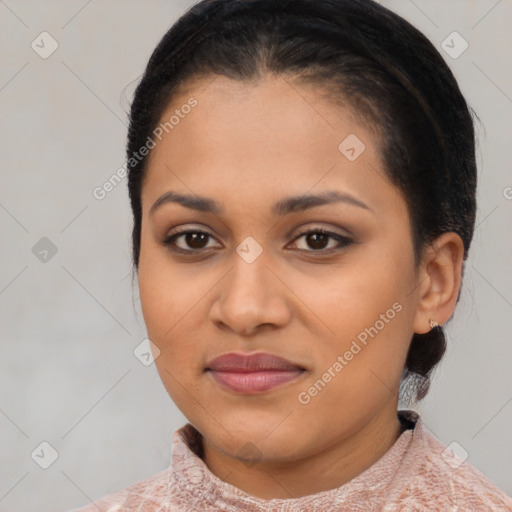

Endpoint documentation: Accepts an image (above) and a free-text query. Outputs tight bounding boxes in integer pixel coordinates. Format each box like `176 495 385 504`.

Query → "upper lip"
206 352 305 372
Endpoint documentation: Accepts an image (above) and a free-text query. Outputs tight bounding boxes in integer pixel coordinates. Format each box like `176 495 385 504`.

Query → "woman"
73 0 512 509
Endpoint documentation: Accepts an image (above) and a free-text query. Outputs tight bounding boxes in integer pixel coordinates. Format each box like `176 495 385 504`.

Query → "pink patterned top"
71 410 512 511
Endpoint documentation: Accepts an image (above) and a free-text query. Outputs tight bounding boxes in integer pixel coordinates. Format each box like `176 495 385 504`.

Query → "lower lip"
208 369 304 394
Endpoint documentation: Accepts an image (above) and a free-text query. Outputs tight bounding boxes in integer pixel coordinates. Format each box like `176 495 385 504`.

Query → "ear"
413 232 465 335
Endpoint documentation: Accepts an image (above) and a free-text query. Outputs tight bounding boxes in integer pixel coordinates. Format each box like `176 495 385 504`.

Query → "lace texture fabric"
70 410 512 511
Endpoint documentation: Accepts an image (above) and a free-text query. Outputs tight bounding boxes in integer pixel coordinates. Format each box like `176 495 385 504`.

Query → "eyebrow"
149 190 373 217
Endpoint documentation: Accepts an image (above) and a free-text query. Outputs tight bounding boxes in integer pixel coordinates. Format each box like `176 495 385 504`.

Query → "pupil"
308 233 328 250
186 232 208 248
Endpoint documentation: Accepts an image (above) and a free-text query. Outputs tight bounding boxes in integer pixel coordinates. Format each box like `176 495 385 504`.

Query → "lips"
206 352 306 394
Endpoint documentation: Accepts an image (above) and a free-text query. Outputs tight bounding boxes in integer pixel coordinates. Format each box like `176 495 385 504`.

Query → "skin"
137 74 464 499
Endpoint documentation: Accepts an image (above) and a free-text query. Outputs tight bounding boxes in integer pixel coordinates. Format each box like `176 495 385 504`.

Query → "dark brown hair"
126 0 477 404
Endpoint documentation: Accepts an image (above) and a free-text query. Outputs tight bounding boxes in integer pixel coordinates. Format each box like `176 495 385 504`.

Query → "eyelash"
162 227 353 255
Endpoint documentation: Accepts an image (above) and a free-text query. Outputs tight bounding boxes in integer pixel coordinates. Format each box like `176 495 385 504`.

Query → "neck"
201 406 403 499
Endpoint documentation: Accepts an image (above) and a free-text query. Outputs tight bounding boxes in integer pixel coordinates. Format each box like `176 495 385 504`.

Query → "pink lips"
206 352 305 394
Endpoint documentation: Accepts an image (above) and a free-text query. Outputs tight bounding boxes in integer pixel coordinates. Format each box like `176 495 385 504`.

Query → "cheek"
137 248 216 387
138 261 206 411
138 262 174 341
137 235 202 340
295 245 416 393
137 255 188 364
298 250 414 341
296 279 412 428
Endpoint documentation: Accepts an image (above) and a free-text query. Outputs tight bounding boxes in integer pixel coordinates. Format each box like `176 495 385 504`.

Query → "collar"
170 409 420 509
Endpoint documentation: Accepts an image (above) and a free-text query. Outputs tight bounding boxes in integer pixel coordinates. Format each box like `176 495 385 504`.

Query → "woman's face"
138 75 421 465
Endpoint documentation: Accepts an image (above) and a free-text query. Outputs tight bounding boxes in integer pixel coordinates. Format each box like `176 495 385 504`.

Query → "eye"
163 229 221 253
162 226 352 255
289 227 353 253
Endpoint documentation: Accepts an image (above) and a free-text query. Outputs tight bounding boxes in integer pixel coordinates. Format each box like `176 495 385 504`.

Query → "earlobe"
413 232 465 334
429 319 439 329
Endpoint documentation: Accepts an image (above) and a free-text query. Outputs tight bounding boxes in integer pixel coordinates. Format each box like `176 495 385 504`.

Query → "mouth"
205 352 306 394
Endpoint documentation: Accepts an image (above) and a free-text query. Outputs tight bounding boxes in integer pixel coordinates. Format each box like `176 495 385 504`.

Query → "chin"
198 408 308 462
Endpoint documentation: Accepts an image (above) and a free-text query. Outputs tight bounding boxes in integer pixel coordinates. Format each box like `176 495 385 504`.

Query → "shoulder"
389 411 512 511
68 466 172 512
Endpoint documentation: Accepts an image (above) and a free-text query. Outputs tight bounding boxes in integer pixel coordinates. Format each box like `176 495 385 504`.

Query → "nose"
209 251 292 337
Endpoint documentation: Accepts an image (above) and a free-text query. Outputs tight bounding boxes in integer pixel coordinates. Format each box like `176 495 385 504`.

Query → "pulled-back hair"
126 0 477 404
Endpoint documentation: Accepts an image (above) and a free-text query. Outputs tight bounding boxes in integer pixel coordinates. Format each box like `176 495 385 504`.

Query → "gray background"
0 1 511 510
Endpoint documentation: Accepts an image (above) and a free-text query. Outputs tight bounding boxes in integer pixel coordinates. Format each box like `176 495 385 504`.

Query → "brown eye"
304 232 330 250
291 228 352 253
183 232 209 249
163 230 219 253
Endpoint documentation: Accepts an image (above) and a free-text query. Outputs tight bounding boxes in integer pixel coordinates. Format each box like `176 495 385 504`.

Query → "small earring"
429 319 439 329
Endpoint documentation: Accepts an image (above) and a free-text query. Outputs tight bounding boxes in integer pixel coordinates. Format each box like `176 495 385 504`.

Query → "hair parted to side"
126 0 477 405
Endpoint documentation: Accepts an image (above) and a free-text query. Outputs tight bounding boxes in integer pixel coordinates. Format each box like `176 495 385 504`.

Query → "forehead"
154 74 367 160
141 75 402 218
